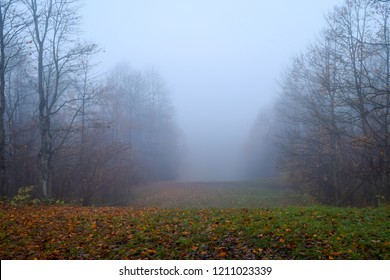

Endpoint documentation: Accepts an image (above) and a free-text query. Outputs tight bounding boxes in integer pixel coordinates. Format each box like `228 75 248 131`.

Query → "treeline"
247 0 390 206
0 0 183 205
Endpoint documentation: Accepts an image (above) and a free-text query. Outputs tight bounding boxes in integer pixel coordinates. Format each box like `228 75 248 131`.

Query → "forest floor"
1 180 389 260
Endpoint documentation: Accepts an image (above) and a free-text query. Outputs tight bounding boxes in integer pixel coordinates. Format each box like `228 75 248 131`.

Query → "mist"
2 0 390 266
80 0 344 181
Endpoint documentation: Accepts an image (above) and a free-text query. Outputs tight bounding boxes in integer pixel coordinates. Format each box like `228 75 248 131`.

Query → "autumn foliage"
1 204 389 260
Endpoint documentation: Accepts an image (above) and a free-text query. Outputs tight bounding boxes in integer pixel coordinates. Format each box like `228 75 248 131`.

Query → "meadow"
129 180 305 208
1 180 389 259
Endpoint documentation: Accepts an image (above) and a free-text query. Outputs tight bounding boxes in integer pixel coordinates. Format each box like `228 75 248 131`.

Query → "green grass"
129 179 305 208
1 180 389 260
1 205 389 259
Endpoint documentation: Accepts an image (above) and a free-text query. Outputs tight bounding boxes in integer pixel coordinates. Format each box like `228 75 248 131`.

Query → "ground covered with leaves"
1 204 389 259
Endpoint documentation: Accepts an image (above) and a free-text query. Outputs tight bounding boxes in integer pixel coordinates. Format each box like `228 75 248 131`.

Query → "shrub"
10 186 40 206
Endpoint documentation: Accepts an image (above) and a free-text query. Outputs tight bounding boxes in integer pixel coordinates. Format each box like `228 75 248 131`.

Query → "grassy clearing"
129 180 305 208
0 204 389 260
1 180 389 259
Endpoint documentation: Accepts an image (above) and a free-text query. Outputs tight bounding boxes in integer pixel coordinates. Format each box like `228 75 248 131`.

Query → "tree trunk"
37 41 52 199
0 5 7 195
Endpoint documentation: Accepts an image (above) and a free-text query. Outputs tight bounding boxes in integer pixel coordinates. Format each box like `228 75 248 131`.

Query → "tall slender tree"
23 0 96 198
0 0 26 195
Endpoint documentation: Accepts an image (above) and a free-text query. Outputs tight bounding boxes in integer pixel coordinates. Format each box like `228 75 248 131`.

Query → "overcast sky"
81 0 344 181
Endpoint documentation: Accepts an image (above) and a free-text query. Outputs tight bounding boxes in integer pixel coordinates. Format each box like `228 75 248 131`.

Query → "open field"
128 180 305 208
1 180 389 260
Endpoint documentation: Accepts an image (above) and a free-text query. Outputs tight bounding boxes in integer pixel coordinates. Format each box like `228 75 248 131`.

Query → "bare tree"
23 0 96 199
0 0 26 195
0 1 182 204
104 63 182 182
328 0 390 202
274 0 390 205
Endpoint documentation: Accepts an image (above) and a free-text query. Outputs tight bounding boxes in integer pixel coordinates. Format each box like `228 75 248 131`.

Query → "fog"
82 0 343 181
